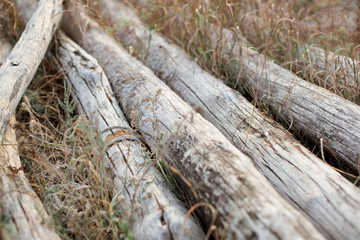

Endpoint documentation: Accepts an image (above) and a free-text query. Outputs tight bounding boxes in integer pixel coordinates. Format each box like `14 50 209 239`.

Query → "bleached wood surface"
62 5 326 240
298 45 360 86
94 1 360 239
54 32 204 240
212 28 360 171
0 0 63 144
0 3 61 240
0 116 60 240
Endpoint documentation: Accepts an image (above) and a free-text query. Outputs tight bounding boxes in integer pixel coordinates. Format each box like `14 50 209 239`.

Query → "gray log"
298 45 360 87
216 28 360 171
53 31 205 240
61 4 326 240
94 1 360 239
0 118 60 240
0 2 62 240
0 0 63 144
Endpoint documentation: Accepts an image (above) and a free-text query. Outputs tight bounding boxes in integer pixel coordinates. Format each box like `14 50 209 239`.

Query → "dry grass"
128 0 360 102
0 3 132 237
14 58 134 239
1 0 360 238
124 0 360 179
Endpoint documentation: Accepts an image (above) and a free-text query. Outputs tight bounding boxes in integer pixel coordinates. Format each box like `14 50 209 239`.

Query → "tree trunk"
62 5 326 240
0 6 61 240
53 31 205 240
0 115 60 240
0 0 63 144
298 45 360 87
213 28 360 172
93 1 360 239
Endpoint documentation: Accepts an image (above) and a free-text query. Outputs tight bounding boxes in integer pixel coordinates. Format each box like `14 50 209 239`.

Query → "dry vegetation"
0 0 359 239
116 0 360 175
127 0 360 102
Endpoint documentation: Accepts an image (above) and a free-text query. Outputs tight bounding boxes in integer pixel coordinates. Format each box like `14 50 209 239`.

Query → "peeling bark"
53 32 205 240
0 0 63 144
61 5 326 239
93 1 360 239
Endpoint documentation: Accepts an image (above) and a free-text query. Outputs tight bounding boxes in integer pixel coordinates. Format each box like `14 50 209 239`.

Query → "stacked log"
0 0 63 144
0 1 62 239
53 31 205 239
206 27 360 172
61 3 327 239
93 1 360 239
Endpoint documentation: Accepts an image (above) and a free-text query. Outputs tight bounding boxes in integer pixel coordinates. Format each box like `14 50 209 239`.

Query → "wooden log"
62 5 326 240
0 0 63 143
0 7 61 240
0 118 60 240
53 31 205 240
94 1 360 239
211 27 360 172
298 45 360 87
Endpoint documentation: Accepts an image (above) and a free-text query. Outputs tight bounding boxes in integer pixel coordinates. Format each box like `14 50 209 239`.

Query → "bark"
0 116 60 240
212 28 360 171
62 5 326 240
298 45 360 87
0 0 63 144
94 1 360 239
53 32 205 240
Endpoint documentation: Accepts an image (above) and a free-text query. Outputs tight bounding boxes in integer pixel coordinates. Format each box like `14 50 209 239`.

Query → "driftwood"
54 32 204 240
0 0 63 144
94 1 360 239
62 5 326 240
210 28 360 172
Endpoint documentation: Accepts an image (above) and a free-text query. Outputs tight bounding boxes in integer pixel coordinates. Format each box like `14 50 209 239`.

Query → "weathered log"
0 0 63 144
0 116 60 240
62 5 326 240
211 28 360 171
94 1 360 239
53 31 205 239
298 45 360 87
0 5 61 240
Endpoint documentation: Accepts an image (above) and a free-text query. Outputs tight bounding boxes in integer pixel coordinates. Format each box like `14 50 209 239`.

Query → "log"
0 117 60 240
62 4 326 240
94 1 360 239
211 28 360 172
0 5 61 240
0 0 63 144
298 45 360 87
53 31 205 239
